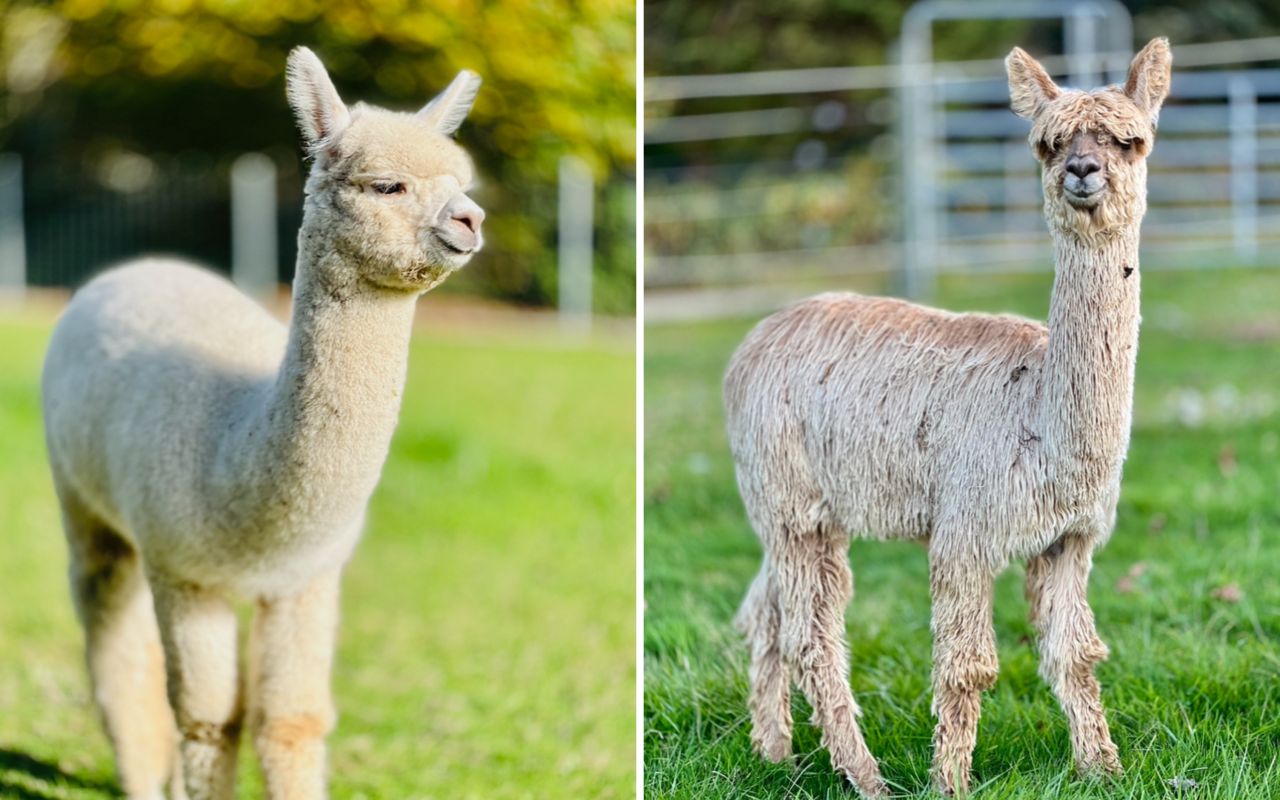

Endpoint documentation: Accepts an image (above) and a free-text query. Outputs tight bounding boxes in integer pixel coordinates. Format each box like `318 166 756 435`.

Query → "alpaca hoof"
932 770 969 798
751 728 792 763
1076 745 1122 779
1102 743 1122 776
839 762 887 799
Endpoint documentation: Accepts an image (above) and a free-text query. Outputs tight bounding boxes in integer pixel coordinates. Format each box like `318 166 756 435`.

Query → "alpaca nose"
452 205 485 233
1065 154 1101 180
440 195 485 234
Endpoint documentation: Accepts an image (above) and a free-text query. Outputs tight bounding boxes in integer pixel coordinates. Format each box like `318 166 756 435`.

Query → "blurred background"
0 0 636 317
645 0 1280 320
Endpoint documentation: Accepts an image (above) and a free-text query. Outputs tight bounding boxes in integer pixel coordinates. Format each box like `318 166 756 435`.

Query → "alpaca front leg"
929 556 998 797
151 579 243 800
248 569 341 800
1026 536 1120 776
775 529 885 798
734 560 793 762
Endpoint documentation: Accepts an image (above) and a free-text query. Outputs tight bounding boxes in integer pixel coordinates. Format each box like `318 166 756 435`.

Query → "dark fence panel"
22 156 305 289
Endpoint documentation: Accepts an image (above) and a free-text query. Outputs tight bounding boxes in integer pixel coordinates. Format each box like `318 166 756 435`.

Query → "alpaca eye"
373 181 405 195
1118 139 1132 151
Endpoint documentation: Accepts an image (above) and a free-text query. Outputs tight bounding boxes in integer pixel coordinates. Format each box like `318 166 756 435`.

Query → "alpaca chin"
1047 190 1135 247
403 260 463 291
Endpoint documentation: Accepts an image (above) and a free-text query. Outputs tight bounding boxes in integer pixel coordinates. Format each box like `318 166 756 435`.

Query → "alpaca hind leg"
734 560 792 762
151 579 243 800
1026 537 1119 776
61 490 179 800
775 527 885 798
248 568 341 800
928 555 998 797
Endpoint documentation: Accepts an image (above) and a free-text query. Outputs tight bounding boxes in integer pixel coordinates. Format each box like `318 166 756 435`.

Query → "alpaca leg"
1025 536 1120 776
248 568 341 800
733 560 792 762
151 579 243 800
62 495 179 800
775 528 885 798
929 556 998 797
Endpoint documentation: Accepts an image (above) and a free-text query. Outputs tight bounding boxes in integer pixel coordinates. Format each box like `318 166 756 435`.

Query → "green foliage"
644 0 1280 81
646 158 890 270
0 0 636 311
644 268 1280 798
0 311 636 798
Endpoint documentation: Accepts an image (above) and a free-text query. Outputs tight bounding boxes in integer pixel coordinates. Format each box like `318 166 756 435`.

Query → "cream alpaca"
42 48 484 800
725 39 1171 797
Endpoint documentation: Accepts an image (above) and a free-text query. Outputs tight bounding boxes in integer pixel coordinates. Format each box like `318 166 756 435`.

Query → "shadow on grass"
0 749 120 799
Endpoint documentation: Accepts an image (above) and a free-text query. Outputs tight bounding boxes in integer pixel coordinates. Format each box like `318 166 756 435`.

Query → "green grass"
0 308 636 800
644 268 1280 798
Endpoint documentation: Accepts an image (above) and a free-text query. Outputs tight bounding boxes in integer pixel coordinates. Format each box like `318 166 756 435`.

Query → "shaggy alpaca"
41 48 484 800
725 39 1171 797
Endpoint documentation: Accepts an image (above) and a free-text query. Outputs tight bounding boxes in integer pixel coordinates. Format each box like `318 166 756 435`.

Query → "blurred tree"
644 0 1280 79
0 0 636 312
644 0 1031 79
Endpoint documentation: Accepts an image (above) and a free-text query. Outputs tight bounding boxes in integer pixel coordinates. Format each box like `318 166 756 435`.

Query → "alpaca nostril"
1065 156 1101 180
453 207 485 233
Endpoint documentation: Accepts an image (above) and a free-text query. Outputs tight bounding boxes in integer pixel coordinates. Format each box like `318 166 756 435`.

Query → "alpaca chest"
142 509 366 596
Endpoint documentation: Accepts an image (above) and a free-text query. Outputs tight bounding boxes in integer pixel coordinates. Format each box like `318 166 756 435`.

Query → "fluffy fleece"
41 47 484 800
724 39 1172 798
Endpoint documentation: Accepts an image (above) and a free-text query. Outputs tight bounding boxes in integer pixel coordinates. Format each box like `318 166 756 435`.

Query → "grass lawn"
644 268 1280 798
0 306 636 800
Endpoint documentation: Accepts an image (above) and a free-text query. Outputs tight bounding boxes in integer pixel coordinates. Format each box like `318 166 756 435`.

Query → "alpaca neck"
217 229 418 533
1037 229 1141 473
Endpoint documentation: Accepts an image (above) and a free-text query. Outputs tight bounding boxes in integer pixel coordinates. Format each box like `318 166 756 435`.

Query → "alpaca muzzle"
1063 135 1107 207
435 194 486 254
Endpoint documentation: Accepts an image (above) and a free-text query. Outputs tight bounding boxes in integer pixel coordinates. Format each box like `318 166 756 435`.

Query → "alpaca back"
43 259 289 573
724 292 1077 560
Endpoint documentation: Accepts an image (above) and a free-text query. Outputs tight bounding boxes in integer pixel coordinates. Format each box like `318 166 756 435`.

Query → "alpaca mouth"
1064 186 1104 209
430 232 476 257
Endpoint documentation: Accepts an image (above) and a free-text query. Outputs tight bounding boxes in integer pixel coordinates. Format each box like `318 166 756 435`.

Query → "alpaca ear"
286 47 351 150
1006 47 1061 120
1124 37 1172 128
418 70 482 136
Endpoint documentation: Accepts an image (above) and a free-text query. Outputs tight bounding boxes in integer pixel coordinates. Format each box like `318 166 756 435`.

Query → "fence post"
231 153 278 302
0 154 25 300
899 15 936 301
1065 6 1100 89
558 155 593 336
1229 76 1258 262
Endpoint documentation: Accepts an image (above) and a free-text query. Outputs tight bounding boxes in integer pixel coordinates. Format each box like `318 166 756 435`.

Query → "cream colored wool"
41 48 484 800
725 39 1172 798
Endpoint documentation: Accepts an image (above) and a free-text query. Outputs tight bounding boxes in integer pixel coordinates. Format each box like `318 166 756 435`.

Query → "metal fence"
3 152 304 292
0 151 632 326
644 3 1280 322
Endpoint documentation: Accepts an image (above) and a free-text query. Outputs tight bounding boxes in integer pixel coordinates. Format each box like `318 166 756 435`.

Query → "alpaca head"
1007 38 1172 243
286 47 484 292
